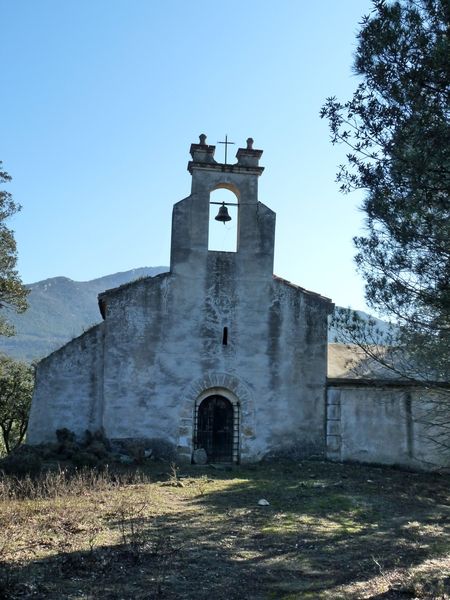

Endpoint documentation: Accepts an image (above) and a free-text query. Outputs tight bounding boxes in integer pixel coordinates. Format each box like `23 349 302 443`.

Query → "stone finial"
236 138 263 168
189 134 216 167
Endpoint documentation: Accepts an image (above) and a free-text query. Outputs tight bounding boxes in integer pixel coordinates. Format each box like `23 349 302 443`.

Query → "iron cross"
217 134 235 165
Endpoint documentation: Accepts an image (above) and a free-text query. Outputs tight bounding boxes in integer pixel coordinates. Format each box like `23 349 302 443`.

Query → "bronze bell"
215 202 232 224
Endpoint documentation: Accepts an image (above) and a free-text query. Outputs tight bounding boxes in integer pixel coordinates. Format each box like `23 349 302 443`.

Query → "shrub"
86 440 108 459
71 451 102 469
0 445 42 475
55 428 76 444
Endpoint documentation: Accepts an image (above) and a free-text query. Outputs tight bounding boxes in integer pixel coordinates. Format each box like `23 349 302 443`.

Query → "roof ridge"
273 274 332 303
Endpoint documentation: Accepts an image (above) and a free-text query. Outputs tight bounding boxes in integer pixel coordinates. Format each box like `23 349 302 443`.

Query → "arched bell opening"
208 188 239 252
211 181 241 198
194 393 240 463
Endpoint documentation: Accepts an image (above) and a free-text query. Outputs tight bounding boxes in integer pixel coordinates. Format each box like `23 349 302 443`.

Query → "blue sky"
2 0 375 310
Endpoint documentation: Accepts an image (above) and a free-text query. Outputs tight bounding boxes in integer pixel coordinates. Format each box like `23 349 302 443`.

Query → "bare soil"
1 460 449 599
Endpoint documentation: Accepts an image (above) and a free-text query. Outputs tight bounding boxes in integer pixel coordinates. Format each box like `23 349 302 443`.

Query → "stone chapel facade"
28 136 333 462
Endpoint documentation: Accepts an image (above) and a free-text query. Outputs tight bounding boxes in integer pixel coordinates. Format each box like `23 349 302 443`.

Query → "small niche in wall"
222 327 228 346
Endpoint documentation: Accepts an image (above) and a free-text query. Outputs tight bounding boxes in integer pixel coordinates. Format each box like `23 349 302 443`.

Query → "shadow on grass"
2 460 450 599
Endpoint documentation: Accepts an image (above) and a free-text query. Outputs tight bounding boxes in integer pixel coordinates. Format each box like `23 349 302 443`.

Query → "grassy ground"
1 460 449 599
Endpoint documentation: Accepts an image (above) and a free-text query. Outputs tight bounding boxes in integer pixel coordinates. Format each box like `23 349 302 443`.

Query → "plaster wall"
98 251 330 461
327 385 449 470
28 324 104 443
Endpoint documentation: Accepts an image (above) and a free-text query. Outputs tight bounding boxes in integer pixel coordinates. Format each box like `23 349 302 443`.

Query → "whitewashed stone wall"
327 382 450 470
28 324 105 443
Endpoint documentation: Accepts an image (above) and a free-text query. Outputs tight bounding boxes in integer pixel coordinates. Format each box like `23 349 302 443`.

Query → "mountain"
0 267 167 361
0 267 389 362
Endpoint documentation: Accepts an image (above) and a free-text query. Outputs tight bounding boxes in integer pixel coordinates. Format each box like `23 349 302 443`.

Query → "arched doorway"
196 395 234 462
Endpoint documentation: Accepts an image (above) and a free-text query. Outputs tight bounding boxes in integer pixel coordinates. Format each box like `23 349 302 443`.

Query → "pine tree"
321 0 449 383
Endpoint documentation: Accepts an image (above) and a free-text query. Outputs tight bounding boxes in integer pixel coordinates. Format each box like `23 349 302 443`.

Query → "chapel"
28 135 333 462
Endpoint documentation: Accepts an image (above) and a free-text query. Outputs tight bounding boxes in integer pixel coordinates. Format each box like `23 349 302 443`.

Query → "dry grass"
0 460 449 599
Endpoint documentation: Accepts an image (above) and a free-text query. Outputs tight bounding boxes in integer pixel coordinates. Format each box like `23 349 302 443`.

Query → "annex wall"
326 382 450 470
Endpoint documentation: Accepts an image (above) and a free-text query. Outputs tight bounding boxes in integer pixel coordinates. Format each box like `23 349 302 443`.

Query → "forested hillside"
0 267 167 360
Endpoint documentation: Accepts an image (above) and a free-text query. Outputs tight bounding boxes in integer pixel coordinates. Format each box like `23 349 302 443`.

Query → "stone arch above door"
177 372 255 462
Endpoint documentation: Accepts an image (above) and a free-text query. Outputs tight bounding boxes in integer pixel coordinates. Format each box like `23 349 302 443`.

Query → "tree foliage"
321 0 449 382
0 162 28 336
0 355 34 454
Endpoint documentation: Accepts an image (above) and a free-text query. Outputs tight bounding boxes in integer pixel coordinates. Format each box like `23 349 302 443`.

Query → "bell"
215 202 232 224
